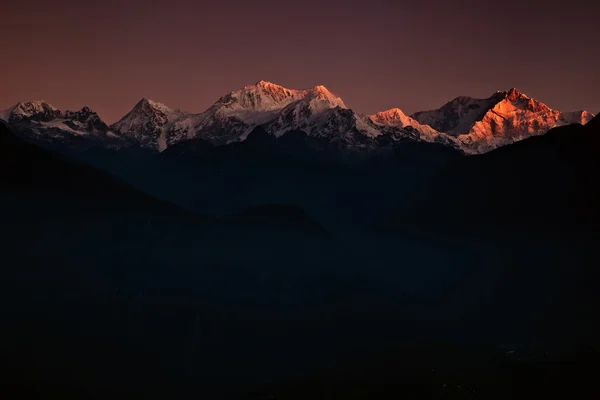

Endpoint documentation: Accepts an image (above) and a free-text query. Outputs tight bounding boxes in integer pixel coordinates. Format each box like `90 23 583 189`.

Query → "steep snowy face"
218 80 304 113
0 101 124 150
166 81 299 146
63 106 110 133
111 98 186 151
457 89 595 153
370 108 414 126
167 82 350 146
411 95 498 136
213 81 346 125
412 88 595 153
265 106 365 144
3 101 62 123
261 85 349 138
166 81 460 150
369 108 443 142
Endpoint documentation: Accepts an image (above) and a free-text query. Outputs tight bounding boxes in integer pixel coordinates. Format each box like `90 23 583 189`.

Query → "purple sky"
2 0 598 123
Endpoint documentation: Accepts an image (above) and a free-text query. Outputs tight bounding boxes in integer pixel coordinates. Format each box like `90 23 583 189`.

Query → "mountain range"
2 109 599 400
1 82 593 155
2 84 599 400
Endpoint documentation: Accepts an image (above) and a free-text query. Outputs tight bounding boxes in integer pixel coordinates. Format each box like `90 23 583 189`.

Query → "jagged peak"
308 84 334 97
13 100 57 113
64 105 101 118
132 97 174 115
66 105 99 116
214 81 304 112
244 81 339 99
497 87 529 101
137 97 162 107
6 101 61 121
373 108 408 118
311 84 330 93
238 80 296 95
253 80 285 89
491 88 554 113
370 107 420 129
305 85 346 108
241 81 295 98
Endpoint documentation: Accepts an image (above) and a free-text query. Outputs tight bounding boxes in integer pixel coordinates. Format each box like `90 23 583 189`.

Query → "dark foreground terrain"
1 121 599 399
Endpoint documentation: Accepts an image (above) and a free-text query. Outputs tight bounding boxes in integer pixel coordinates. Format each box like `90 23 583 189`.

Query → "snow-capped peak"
63 106 109 129
211 82 346 115
111 98 186 151
215 81 304 113
64 106 98 119
409 88 594 154
165 81 351 146
5 101 61 122
410 88 556 139
369 108 444 142
499 87 529 101
256 84 348 138
253 80 286 91
305 85 346 108
115 98 183 125
131 98 179 116
14 100 57 114
370 108 411 125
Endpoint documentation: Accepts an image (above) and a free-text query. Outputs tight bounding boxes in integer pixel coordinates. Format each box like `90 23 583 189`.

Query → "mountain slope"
1 101 126 151
369 107 454 144
411 88 594 153
163 81 438 152
166 81 349 146
1 101 62 122
0 121 191 218
111 98 187 151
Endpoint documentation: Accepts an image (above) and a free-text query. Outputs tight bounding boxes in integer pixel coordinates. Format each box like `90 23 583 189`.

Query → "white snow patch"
39 120 87 135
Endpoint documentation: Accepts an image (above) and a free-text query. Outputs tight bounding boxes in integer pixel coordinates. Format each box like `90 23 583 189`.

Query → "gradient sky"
2 0 598 123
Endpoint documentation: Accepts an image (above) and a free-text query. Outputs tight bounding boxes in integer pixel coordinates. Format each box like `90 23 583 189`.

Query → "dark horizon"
2 0 598 124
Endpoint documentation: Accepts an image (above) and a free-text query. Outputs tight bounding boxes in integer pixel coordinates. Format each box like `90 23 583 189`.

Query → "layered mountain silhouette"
0 121 332 234
378 114 600 234
0 121 190 219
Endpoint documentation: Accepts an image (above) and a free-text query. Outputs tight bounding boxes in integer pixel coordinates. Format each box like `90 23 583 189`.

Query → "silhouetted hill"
0 121 195 220
378 118 600 235
160 137 215 160
160 126 337 168
586 113 600 130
